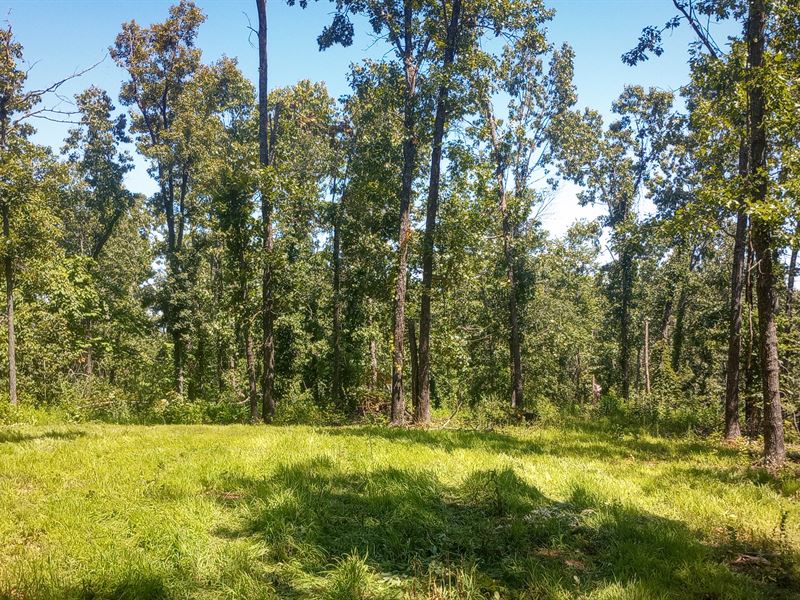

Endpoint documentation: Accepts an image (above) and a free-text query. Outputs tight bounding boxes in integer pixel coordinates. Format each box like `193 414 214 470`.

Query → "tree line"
0 0 797 467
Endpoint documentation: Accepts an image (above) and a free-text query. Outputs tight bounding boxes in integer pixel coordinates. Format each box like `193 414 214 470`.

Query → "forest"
0 0 799 598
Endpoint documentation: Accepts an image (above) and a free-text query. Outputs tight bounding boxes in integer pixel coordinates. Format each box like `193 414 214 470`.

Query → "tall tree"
256 0 278 421
293 0 440 425
625 1 751 439
61 87 134 376
479 39 577 410
746 0 785 467
111 0 206 395
416 0 462 424
557 87 680 400
0 24 89 404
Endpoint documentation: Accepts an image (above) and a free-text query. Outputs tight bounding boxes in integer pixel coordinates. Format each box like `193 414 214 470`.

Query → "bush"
461 394 516 429
273 383 332 425
0 397 61 426
58 379 136 423
530 395 559 425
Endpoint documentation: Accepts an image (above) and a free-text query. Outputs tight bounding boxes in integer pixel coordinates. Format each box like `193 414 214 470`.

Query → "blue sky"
6 0 736 235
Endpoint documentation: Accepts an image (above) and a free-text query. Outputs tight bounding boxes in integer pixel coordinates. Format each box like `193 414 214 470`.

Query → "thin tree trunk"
744 241 759 436
368 302 378 392
724 144 749 440
644 318 651 395
331 186 343 410
747 0 785 468
369 338 378 391
408 318 420 418
483 98 523 410
245 326 258 421
620 243 634 399
418 0 462 425
390 0 420 426
787 240 797 319
257 0 276 422
2 201 16 405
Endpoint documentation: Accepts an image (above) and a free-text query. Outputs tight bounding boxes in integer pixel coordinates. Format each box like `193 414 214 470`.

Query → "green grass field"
0 422 798 599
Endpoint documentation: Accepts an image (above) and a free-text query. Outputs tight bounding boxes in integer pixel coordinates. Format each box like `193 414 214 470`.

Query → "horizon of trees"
0 0 798 467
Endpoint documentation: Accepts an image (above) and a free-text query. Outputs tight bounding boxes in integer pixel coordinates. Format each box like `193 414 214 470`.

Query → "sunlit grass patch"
0 421 797 599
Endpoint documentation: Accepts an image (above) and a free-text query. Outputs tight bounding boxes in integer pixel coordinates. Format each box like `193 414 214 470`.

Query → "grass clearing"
0 421 798 599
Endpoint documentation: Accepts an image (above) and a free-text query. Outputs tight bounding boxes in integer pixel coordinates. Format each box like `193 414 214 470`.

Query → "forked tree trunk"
390 1 420 426
747 0 785 468
418 0 462 425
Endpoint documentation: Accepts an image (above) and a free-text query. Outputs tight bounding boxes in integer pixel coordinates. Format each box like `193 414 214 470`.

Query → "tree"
746 0 785 467
292 0 442 425
256 0 278 421
61 87 134 376
187 59 259 418
477 37 577 410
111 0 206 395
625 0 750 439
557 87 681 400
0 24 89 404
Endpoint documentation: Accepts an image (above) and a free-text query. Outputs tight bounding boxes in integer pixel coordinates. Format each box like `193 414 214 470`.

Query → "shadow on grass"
0 428 86 444
211 456 788 599
321 423 742 463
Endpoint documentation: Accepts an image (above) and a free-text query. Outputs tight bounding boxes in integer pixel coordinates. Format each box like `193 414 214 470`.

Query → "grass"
0 420 798 599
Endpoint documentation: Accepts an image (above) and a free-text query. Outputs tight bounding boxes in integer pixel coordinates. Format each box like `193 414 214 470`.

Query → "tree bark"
257 0 276 422
390 0 420 426
2 200 17 405
245 326 258 421
724 143 749 440
747 0 785 468
644 318 651 395
744 240 759 436
619 242 634 399
408 318 420 418
331 185 343 411
418 0 462 425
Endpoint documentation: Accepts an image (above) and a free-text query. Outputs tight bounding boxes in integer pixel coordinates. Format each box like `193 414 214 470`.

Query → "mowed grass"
0 422 798 599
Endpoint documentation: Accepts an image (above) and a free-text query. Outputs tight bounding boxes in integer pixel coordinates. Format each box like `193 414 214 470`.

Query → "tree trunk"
245 327 258 421
724 144 749 440
2 201 17 405
408 318 420 418
644 318 651 395
390 0 421 426
483 99 523 410
744 241 759 436
257 0 276 422
724 209 748 440
331 187 343 411
619 242 634 399
787 238 797 319
747 0 785 468
417 0 462 425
